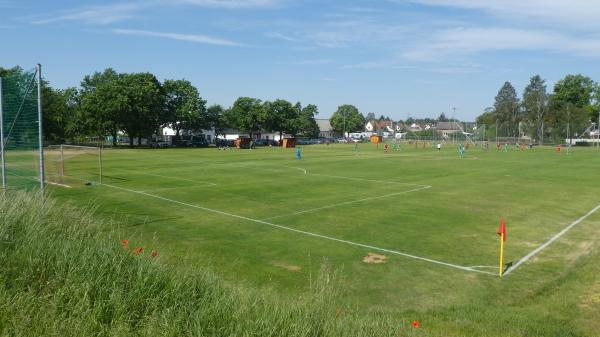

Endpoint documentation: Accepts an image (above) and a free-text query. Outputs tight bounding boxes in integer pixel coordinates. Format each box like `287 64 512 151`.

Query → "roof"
436 122 459 130
316 119 333 132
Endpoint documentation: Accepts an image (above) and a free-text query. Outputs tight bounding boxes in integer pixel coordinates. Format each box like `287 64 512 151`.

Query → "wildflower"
133 247 143 255
335 308 342 317
121 240 129 247
411 320 421 328
151 251 158 258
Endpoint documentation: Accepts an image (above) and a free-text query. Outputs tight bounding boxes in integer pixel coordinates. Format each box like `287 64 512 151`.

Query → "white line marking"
44 181 72 188
504 204 600 276
100 182 494 276
262 185 431 221
309 172 429 188
132 171 217 187
7 172 72 188
290 167 307 175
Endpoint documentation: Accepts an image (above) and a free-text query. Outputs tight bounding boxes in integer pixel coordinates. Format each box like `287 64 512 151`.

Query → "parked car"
172 139 192 147
191 138 209 148
337 138 348 143
149 140 170 148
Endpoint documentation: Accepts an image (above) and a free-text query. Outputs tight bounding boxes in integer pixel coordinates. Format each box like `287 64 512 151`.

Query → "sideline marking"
131 171 217 187
100 182 495 276
262 185 431 221
503 204 600 276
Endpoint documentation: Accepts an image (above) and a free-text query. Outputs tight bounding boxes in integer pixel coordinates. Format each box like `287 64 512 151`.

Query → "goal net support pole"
0 77 5 193
36 64 45 197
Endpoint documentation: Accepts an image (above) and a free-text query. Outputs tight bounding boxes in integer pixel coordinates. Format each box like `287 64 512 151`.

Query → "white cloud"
177 0 283 9
265 31 302 42
113 29 245 46
411 0 600 28
401 27 600 60
30 3 142 25
289 59 333 65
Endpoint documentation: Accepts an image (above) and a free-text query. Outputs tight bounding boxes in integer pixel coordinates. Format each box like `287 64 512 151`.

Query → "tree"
366 112 376 121
225 97 264 139
42 86 79 143
296 103 320 138
207 104 226 140
522 75 548 144
116 73 165 147
263 99 297 140
79 69 122 144
437 112 449 122
163 79 207 136
551 75 597 142
494 81 521 137
330 105 365 137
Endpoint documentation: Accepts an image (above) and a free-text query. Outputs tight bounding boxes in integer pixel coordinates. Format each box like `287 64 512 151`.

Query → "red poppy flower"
151 251 158 258
411 320 421 328
121 240 129 247
133 247 143 255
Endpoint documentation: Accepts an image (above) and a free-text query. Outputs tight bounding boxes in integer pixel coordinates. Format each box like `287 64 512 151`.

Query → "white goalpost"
45 144 103 186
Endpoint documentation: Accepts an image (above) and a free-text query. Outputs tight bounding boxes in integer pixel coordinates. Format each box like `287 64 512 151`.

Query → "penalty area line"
503 204 600 276
261 185 431 221
100 182 495 276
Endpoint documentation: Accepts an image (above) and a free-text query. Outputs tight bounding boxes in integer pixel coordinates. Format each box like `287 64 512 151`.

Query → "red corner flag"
497 217 507 241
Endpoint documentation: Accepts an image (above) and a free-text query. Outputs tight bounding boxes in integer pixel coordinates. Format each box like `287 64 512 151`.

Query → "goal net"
0 67 43 192
45 145 103 186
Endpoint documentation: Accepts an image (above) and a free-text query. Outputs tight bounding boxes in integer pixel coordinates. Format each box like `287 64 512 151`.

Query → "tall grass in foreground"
0 191 407 337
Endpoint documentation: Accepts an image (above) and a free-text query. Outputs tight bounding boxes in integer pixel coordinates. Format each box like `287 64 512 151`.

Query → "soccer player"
459 144 465 158
384 143 389 153
296 147 302 160
437 143 441 151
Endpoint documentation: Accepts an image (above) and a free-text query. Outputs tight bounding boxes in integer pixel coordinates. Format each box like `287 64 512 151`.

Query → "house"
316 119 340 138
435 121 461 137
365 120 395 133
408 123 422 132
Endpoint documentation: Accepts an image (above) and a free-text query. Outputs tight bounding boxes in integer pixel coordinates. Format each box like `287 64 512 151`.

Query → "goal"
45 145 103 186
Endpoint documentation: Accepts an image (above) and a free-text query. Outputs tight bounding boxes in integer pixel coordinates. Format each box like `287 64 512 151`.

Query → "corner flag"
497 217 506 241
497 216 506 277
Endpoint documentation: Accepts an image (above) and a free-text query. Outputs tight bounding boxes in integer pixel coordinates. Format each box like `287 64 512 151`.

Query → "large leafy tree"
522 75 548 144
79 69 122 144
206 104 226 139
263 99 297 140
548 75 596 142
330 104 365 137
494 81 521 137
42 86 79 143
296 103 320 138
116 73 165 146
163 79 207 136
225 97 265 139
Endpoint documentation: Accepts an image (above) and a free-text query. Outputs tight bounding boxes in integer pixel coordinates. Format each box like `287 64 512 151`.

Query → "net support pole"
99 145 103 184
60 144 64 176
0 77 6 193
36 64 45 198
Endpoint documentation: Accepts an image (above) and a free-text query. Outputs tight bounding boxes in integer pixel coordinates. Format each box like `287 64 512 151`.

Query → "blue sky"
2 0 600 121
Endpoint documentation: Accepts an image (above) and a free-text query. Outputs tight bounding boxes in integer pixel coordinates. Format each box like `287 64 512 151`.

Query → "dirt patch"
273 262 302 271
362 252 388 264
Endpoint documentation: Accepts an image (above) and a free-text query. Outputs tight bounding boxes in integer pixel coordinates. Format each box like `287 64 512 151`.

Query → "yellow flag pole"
499 232 504 277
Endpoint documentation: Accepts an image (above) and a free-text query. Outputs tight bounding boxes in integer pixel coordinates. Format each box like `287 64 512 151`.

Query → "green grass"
4 142 600 335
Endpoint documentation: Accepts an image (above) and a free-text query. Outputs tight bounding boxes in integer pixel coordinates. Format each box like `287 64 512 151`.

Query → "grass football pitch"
27 143 600 319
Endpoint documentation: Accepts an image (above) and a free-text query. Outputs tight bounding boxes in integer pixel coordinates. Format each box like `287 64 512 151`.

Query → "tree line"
477 74 600 143
0 66 327 146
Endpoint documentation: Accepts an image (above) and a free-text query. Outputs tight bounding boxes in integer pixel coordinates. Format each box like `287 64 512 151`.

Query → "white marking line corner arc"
503 204 600 276
100 182 494 276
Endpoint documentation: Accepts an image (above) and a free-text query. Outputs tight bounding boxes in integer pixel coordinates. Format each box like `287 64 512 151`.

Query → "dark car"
191 138 209 148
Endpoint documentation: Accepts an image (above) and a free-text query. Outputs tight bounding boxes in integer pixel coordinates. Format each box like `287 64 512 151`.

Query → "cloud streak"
30 3 142 25
113 29 245 46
